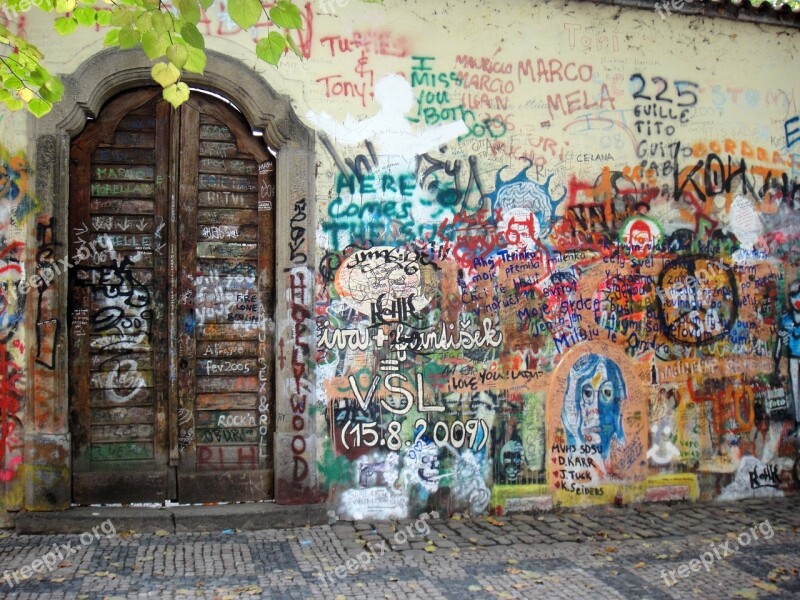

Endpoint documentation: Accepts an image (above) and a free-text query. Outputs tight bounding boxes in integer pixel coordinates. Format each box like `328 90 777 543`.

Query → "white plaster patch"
729 194 764 250
306 73 468 168
339 487 409 520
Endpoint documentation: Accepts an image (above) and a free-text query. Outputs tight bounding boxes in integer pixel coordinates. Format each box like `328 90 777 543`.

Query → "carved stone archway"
26 48 319 510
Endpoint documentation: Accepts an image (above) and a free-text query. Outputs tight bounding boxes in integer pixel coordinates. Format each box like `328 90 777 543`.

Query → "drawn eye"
581 384 593 403
600 383 614 403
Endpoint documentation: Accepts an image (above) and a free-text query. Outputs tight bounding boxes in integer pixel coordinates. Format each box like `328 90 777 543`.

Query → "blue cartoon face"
562 354 627 459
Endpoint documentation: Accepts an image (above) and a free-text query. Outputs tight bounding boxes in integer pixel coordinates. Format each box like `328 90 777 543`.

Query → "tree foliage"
0 0 303 116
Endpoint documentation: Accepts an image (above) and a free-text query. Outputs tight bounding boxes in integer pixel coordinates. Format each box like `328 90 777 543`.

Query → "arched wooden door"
69 88 276 504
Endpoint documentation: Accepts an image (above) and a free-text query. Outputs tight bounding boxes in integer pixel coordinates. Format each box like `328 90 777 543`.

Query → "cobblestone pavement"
1 497 799 599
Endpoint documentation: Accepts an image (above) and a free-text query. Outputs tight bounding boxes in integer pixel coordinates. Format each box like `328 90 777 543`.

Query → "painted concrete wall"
2 0 800 518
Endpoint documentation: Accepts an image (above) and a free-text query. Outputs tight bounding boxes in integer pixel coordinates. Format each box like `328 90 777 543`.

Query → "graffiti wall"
0 134 35 511
302 0 800 518
5 0 800 515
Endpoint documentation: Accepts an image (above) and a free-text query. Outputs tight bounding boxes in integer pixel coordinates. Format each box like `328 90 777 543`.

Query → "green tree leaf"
184 46 206 74
73 7 97 27
255 31 286 65
118 25 140 49
27 97 52 117
27 67 47 87
5 97 24 111
285 33 301 57
2 76 23 91
166 43 189 69
150 10 166 34
141 30 168 60
198 0 214 8
180 22 205 50
178 0 201 25
17 87 35 103
269 0 302 30
103 28 120 46
228 0 262 31
38 76 64 103
136 11 153 32
55 0 76 12
54 16 78 35
96 10 112 27
110 9 135 28
163 81 190 108
151 61 181 87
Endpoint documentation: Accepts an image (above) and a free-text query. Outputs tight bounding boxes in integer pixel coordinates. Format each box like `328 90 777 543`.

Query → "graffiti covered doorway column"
68 88 276 504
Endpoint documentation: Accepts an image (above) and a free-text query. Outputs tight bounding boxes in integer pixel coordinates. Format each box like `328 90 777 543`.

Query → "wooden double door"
69 88 276 504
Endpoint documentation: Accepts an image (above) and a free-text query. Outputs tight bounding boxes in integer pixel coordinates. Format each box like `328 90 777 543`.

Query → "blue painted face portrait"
561 354 626 459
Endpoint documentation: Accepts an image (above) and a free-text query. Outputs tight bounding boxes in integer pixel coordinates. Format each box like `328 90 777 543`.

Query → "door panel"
176 97 275 503
70 90 171 503
69 89 275 505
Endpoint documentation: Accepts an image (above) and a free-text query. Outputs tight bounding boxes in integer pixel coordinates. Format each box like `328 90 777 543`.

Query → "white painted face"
374 74 415 115
413 443 440 492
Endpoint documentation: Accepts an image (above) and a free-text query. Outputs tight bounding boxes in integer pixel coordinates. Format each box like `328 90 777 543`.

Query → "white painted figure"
306 73 468 168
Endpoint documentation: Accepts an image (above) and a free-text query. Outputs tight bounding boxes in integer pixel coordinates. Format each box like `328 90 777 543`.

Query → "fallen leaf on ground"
768 567 794 581
154 529 169 537
93 571 116 579
633 562 646 569
753 580 778 593
734 590 758 600
486 517 504 527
